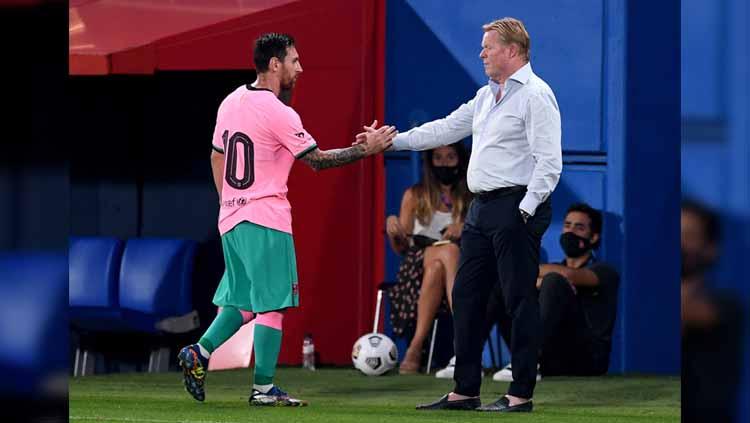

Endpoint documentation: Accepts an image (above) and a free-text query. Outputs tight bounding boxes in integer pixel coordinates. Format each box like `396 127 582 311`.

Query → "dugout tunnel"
69 0 387 366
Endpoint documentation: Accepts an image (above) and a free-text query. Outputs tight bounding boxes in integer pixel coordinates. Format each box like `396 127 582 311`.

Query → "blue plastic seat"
0 252 68 394
69 237 124 331
118 238 197 334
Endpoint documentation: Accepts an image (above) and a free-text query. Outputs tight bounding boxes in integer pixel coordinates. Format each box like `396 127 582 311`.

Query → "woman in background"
385 142 471 374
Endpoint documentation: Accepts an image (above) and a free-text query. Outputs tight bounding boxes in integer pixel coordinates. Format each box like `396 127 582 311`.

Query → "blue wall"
624 0 681 373
384 0 681 375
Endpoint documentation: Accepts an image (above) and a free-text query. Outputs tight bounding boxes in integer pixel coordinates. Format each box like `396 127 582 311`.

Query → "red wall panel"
164 0 384 365
69 0 385 365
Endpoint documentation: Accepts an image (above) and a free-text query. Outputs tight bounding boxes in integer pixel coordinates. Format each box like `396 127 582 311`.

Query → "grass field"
70 368 680 423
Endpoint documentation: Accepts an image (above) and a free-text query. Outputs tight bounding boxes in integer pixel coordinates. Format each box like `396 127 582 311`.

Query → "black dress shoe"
416 394 481 410
476 396 533 412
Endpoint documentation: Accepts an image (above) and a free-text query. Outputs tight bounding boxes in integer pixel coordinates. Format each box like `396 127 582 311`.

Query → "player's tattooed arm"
299 123 397 171
300 145 367 171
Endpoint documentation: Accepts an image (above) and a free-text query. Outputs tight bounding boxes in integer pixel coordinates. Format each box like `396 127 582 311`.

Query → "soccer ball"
351 333 398 376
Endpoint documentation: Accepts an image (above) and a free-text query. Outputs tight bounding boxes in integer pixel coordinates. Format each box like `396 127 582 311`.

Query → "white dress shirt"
392 63 562 216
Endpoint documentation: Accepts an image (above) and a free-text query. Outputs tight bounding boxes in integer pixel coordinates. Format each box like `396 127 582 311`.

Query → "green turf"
70 368 679 422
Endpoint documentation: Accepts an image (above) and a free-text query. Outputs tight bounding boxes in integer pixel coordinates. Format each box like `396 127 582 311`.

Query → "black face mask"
432 166 460 186
559 232 592 258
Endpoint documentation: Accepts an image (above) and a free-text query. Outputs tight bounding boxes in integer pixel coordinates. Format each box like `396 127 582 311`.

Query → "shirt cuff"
295 143 318 159
391 133 409 151
519 194 541 216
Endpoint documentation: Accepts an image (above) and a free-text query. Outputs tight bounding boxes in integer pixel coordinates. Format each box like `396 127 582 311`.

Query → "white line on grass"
70 416 245 423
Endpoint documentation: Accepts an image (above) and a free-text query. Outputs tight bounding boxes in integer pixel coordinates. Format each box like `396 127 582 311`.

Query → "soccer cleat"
249 386 308 407
178 344 209 402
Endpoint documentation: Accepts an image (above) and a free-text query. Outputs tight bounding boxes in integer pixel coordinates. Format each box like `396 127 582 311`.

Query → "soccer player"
177 32 396 407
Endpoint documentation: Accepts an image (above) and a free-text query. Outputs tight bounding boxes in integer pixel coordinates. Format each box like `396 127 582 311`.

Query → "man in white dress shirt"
386 17 562 412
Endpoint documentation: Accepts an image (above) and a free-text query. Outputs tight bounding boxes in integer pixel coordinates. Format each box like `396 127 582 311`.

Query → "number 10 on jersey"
222 130 255 190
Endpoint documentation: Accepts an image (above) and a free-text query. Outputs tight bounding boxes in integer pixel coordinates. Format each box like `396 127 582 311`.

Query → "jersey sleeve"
273 107 318 158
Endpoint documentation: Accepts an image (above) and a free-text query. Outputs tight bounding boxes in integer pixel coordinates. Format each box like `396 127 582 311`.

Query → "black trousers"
452 187 551 398
485 273 609 377
682 293 745 423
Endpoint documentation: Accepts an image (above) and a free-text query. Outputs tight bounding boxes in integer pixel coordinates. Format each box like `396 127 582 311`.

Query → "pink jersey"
212 84 317 235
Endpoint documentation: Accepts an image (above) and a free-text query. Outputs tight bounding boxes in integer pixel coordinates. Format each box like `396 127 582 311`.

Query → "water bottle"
302 333 316 371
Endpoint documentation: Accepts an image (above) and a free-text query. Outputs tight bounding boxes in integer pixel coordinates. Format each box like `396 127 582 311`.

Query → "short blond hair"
482 17 530 62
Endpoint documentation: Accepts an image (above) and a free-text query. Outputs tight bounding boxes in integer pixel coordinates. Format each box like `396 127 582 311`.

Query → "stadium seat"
0 252 68 395
69 237 200 374
69 236 127 376
118 238 199 371
69 237 125 331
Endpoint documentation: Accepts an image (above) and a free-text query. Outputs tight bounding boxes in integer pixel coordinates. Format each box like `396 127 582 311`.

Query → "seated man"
681 199 744 423
488 202 620 380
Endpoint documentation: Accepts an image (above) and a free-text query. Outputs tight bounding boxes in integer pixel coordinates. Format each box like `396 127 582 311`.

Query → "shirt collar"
488 62 533 96
509 61 533 84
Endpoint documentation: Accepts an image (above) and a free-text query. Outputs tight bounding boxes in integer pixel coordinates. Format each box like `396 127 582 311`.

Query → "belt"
474 185 527 201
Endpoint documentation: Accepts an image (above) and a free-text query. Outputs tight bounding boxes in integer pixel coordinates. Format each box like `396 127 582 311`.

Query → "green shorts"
212 221 299 313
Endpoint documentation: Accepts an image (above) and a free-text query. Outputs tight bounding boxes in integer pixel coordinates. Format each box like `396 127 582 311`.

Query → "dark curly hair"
253 33 295 73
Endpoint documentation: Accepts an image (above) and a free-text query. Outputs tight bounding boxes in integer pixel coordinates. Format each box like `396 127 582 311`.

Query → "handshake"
351 120 398 156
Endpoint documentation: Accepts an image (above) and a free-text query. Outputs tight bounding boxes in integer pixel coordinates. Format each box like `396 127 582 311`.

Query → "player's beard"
278 86 293 105
279 73 296 105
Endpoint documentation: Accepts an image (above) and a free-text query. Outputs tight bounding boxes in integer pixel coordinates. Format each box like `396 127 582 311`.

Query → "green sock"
253 324 282 385
198 306 243 354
